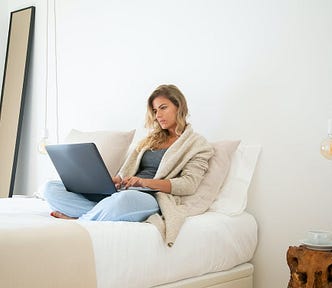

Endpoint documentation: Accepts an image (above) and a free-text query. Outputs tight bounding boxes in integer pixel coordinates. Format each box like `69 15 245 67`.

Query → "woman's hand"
121 177 171 193
112 176 122 189
122 176 145 189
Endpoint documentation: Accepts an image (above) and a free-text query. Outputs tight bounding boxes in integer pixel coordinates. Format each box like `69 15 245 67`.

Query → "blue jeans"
43 180 160 222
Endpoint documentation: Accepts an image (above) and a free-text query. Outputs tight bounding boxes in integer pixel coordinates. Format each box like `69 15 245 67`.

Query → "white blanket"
0 197 257 288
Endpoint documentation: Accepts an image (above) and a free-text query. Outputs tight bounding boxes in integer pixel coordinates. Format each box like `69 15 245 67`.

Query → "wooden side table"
287 246 332 288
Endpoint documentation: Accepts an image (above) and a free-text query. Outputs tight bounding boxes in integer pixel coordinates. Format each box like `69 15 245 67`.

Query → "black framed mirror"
0 6 35 198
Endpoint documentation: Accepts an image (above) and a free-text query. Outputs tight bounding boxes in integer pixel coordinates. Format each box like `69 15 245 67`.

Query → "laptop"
45 143 158 195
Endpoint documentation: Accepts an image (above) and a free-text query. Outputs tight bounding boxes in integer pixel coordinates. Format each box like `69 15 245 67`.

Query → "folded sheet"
0 212 97 288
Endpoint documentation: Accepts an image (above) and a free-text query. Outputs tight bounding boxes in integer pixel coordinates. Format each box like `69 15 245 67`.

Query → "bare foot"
50 211 77 220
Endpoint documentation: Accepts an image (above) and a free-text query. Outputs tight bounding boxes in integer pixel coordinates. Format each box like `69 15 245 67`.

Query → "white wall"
2 1 332 287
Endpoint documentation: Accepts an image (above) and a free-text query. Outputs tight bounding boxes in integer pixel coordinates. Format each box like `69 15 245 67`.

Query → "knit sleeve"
169 143 214 196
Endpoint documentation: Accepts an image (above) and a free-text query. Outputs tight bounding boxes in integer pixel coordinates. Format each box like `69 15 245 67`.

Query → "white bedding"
0 197 257 288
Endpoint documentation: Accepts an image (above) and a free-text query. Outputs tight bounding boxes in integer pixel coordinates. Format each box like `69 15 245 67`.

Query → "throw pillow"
64 129 135 176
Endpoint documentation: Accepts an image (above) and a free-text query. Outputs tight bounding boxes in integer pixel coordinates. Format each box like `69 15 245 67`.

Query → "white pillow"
209 143 261 215
64 129 135 176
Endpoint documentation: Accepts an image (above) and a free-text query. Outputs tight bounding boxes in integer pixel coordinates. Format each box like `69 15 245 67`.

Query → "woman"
44 84 214 246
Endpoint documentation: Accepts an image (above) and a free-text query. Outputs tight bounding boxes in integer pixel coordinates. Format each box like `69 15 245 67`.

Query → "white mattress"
0 197 257 288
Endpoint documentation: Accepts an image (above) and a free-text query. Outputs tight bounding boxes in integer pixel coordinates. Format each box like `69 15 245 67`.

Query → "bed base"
154 263 253 288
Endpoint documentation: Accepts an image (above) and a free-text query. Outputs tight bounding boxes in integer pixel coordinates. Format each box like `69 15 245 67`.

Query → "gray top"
135 149 167 179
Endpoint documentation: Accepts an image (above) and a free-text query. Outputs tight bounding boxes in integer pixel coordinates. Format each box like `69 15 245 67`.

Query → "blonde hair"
137 84 188 151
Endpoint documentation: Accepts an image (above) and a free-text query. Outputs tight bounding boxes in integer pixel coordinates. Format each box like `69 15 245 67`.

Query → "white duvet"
0 197 257 288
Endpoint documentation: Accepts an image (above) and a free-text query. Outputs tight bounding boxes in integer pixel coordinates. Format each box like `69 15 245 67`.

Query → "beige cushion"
209 143 261 215
182 140 240 213
64 129 135 176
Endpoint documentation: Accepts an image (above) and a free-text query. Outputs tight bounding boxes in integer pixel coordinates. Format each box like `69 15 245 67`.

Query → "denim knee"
42 180 63 200
43 180 96 218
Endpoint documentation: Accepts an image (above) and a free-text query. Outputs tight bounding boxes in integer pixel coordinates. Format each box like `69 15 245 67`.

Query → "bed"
0 197 256 288
0 130 261 288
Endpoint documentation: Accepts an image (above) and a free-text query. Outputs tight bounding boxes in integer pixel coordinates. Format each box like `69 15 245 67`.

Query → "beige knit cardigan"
118 125 214 246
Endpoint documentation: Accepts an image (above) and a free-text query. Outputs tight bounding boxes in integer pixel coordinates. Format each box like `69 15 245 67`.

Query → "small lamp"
320 119 332 160
38 128 49 154
38 0 59 154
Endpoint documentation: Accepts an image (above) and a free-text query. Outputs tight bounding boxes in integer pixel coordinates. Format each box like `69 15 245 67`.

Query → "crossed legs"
43 180 160 222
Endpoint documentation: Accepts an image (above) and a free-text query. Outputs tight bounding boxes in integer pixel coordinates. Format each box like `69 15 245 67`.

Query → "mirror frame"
0 6 35 197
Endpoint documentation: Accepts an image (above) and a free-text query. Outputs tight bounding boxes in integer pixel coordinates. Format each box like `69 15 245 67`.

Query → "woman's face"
152 96 178 132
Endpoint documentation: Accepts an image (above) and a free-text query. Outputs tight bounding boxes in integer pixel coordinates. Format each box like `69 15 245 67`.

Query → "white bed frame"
154 263 253 288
